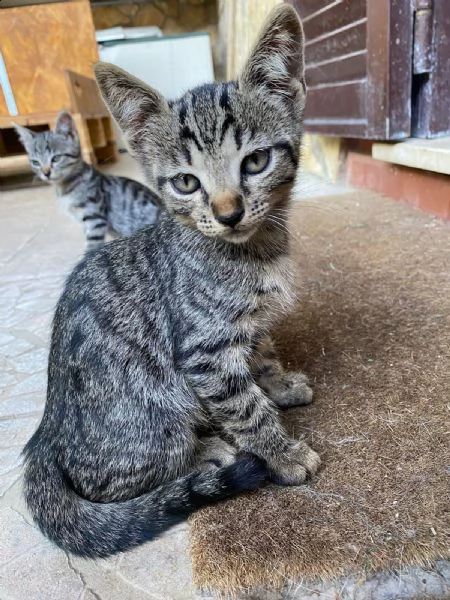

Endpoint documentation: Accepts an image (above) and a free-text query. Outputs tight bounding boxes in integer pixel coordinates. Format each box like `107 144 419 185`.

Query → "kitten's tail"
22 450 267 558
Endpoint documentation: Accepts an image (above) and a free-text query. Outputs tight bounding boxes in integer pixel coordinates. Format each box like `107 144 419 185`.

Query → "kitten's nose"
211 192 244 228
41 166 51 176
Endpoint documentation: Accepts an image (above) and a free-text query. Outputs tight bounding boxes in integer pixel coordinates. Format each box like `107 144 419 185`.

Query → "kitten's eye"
51 155 62 164
31 160 40 167
171 174 201 195
242 149 271 175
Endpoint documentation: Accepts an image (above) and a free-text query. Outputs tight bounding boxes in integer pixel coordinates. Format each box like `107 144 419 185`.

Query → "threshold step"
372 137 450 176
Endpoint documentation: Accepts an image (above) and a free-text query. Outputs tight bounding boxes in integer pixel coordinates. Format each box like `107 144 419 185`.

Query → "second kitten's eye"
51 155 62 164
242 149 271 175
171 174 201 195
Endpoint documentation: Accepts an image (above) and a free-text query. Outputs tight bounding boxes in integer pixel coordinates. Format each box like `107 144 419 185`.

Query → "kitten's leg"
83 210 108 250
188 365 320 485
250 336 313 408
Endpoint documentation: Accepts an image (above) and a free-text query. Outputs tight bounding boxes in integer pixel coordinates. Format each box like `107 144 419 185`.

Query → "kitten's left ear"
55 112 78 139
94 62 170 154
239 4 306 106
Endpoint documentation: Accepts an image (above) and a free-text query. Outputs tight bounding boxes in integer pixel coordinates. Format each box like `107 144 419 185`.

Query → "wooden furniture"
0 0 116 186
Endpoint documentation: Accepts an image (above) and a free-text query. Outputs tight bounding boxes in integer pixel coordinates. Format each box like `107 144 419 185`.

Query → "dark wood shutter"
287 0 414 140
412 0 450 137
288 0 450 140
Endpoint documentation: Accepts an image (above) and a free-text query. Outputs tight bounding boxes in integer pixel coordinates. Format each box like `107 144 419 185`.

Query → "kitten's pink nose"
211 191 245 228
41 165 51 175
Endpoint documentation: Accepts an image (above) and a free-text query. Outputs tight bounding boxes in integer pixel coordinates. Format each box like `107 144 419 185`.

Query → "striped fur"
14 113 160 249
22 5 320 558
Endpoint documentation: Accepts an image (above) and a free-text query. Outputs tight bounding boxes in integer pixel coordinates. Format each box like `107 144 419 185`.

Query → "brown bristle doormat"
190 191 450 594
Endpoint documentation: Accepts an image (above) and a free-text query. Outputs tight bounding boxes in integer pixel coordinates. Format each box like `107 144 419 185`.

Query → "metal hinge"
413 0 434 74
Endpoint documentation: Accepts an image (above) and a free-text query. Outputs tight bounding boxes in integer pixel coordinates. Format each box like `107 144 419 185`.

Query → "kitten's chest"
241 255 295 328
204 254 295 334
58 191 84 221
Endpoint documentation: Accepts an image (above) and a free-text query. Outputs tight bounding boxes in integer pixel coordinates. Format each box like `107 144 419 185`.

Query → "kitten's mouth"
222 226 256 244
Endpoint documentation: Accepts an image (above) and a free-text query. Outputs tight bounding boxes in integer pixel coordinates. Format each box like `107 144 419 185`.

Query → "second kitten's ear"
94 63 169 149
13 124 35 150
239 5 306 106
55 111 78 139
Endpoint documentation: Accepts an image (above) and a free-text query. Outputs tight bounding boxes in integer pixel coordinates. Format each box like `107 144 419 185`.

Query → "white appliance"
97 28 215 149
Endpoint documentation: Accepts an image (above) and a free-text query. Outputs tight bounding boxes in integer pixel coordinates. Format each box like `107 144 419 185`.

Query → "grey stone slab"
8 372 47 397
12 349 48 374
0 392 45 418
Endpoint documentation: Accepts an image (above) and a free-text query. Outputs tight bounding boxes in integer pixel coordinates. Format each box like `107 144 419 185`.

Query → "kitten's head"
95 5 306 244
14 112 82 183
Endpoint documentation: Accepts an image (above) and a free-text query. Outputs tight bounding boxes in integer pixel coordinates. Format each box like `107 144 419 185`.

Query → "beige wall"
219 0 282 79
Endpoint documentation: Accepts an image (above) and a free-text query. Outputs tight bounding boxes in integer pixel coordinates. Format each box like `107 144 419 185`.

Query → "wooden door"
412 0 450 137
288 0 449 140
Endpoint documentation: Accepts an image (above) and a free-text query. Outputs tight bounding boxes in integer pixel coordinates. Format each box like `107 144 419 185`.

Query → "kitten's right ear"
55 111 78 139
94 63 169 149
13 123 35 150
239 5 306 108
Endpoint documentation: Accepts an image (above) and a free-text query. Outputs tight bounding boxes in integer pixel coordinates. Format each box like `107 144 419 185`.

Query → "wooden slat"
87 118 106 149
305 20 366 64
305 81 366 120
303 120 368 137
412 0 450 137
102 117 115 143
0 153 32 176
95 142 118 165
303 0 366 42
287 0 332 20
306 51 367 87
65 70 109 118
366 0 412 139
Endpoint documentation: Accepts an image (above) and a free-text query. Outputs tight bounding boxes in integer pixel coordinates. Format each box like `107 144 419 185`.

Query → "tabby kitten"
14 113 160 248
23 5 320 558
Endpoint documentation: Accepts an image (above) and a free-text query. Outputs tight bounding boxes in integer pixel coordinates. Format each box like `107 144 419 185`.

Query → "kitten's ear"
239 4 306 106
13 124 35 150
55 111 78 139
94 63 169 149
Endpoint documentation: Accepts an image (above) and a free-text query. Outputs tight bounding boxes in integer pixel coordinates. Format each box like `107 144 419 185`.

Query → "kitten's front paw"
269 441 321 486
270 372 314 409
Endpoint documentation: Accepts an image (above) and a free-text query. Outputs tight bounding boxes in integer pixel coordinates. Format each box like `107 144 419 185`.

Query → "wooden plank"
0 153 32 176
0 0 98 116
87 118 106 149
287 0 332 20
412 0 450 137
305 20 366 64
65 70 109 118
95 142 118 165
303 120 368 137
366 0 413 139
72 113 95 164
306 51 367 87
302 0 366 42
0 112 57 128
102 117 115 143
305 81 366 120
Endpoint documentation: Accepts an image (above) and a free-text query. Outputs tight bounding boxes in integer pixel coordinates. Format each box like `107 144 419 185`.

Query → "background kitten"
14 112 161 249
